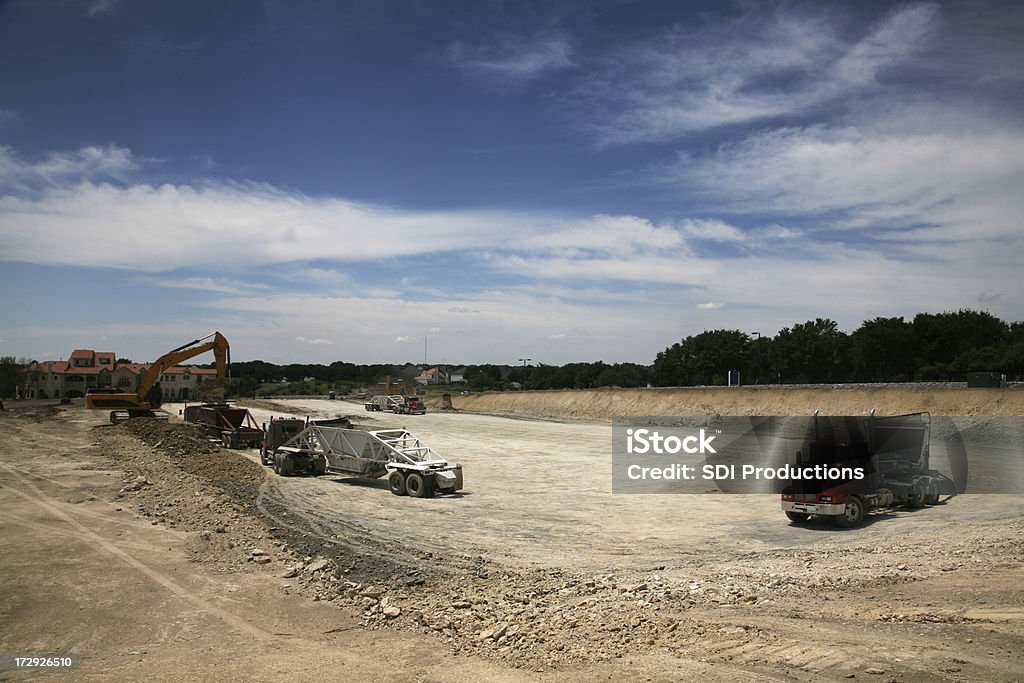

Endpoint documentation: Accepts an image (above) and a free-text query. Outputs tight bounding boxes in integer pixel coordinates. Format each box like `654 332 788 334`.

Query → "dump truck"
781 411 955 528
268 422 463 497
183 401 263 449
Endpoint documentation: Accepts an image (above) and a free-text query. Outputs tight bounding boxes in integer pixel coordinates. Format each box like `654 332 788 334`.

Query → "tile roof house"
23 348 218 400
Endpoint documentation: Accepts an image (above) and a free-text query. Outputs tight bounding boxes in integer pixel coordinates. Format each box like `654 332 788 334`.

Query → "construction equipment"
364 394 404 412
259 416 307 465
364 394 426 415
268 422 463 497
780 411 956 528
184 402 262 449
85 332 230 424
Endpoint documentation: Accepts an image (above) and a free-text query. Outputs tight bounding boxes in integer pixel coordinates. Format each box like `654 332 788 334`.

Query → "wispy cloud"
295 336 332 345
696 302 724 310
574 4 940 145
445 30 574 84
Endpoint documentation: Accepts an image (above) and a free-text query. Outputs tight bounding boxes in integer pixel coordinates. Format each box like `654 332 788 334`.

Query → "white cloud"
446 30 573 83
666 122 1024 244
295 336 332 345
394 336 418 344
575 4 940 145
679 219 746 242
696 302 724 310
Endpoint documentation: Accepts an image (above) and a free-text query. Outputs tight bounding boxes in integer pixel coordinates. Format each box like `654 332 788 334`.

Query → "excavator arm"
85 332 230 416
136 332 230 406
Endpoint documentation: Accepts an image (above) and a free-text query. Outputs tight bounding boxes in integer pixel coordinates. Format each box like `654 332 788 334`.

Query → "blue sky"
1 0 1021 365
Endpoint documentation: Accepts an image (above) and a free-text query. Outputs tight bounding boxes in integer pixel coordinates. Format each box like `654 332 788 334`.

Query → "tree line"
652 310 1023 386
2 309 1019 399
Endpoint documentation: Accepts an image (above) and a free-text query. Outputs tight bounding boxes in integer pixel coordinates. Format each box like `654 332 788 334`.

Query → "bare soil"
1 392 1021 682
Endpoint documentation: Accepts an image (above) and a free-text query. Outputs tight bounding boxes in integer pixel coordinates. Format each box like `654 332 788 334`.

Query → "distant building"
414 367 449 386
448 367 467 383
22 348 216 400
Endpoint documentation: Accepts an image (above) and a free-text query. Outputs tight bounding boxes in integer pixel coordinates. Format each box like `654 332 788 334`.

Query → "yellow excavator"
85 332 230 423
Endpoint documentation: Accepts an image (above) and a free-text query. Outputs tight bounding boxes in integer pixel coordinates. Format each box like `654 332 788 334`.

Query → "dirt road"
1 400 1022 681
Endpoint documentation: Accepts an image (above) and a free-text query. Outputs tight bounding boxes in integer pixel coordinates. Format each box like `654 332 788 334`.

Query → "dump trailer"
364 395 404 412
270 423 463 497
781 411 955 528
184 402 263 449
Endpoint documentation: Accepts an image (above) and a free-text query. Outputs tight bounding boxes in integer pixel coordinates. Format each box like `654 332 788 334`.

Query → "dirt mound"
434 385 1024 422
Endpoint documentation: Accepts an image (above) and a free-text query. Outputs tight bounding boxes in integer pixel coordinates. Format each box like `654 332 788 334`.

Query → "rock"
282 567 299 578
307 559 331 574
383 606 401 619
451 600 472 609
251 549 266 556
864 667 886 675
253 556 271 565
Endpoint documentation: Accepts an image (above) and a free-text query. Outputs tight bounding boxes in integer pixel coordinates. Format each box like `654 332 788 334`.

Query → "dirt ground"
1 392 1022 682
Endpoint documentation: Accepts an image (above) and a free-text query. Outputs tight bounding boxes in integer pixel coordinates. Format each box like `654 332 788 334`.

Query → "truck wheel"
907 480 927 509
834 497 864 528
388 472 407 496
405 472 428 498
925 479 941 505
222 434 231 448
785 511 811 523
313 459 326 476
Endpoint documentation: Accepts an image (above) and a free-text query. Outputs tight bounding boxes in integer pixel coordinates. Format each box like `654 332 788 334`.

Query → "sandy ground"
1 395 1022 682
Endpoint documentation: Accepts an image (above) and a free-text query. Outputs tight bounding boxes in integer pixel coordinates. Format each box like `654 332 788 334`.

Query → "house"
22 348 218 401
157 366 220 400
23 349 116 399
414 367 449 386
448 367 467 384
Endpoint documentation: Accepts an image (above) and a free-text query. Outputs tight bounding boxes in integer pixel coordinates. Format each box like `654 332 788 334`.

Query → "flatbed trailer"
270 422 463 497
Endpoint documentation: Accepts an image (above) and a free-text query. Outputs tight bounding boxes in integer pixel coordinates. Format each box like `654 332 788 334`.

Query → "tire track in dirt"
0 462 274 642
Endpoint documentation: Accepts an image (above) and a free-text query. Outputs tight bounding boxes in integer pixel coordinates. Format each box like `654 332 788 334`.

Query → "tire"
273 454 283 476
785 511 812 523
405 472 428 498
925 478 941 505
834 497 865 528
222 434 231 449
388 471 407 496
313 459 326 476
907 480 927 509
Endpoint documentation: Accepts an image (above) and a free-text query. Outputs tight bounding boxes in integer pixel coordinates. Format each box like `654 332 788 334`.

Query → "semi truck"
780 411 955 528
364 394 426 415
267 421 463 498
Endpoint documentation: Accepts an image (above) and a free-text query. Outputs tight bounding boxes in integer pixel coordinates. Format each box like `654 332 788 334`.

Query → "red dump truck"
183 402 263 449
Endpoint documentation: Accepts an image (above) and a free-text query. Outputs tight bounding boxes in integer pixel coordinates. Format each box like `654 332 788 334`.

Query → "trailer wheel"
785 511 811 523
834 497 864 528
405 472 429 498
388 472 407 496
222 434 231 449
925 478 941 505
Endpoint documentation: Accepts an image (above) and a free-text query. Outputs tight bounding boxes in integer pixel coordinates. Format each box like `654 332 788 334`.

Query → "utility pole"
518 358 531 390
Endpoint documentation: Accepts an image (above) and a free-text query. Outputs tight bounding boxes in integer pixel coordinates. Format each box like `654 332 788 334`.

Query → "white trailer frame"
273 424 463 497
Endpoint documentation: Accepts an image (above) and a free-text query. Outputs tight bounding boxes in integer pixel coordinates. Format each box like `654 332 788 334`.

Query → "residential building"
22 348 218 400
